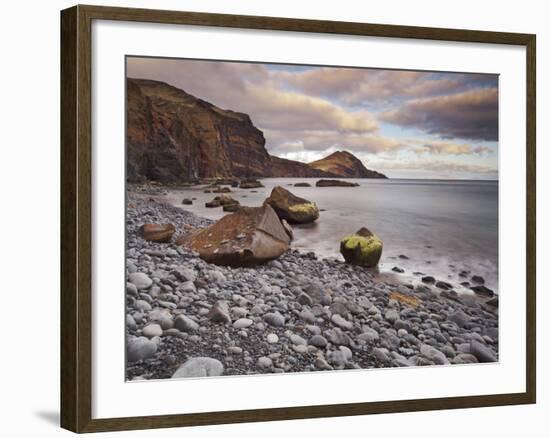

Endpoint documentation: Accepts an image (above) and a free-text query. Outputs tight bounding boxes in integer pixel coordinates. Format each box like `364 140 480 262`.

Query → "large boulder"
139 223 175 242
264 186 319 224
340 227 383 267
177 204 290 267
316 179 359 187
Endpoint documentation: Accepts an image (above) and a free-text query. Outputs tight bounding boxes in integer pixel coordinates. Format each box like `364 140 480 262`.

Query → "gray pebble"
172 357 224 378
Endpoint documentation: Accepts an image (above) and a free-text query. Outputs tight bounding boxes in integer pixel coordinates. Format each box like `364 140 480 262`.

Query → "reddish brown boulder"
177 204 290 267
140 223 175 243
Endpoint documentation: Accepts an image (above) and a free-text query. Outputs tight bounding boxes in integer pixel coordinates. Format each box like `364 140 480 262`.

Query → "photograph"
125 57 500 380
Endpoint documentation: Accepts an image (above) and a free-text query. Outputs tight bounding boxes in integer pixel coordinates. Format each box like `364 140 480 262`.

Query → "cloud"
127 57 498 179
266 130 406 159
276 68 497 106
413 140 494 156
127 57 378 135
241 86 378 133
371 158 496 174
380 88 498 141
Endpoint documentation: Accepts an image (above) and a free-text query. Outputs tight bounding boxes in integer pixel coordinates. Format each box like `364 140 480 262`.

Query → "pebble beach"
126 189 499 381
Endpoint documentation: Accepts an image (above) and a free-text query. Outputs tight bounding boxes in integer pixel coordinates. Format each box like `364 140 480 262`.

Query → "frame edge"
60 4 537 432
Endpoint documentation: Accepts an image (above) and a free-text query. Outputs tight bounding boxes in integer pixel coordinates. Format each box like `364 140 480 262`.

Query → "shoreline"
126 191 499 380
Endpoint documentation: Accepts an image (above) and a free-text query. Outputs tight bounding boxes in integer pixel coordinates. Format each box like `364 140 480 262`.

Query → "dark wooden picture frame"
60 4 536 433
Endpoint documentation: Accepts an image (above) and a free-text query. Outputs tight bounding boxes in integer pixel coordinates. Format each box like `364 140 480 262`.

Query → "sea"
163 178 499 294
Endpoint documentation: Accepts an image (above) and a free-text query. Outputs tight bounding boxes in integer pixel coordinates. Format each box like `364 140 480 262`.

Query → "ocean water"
164 178 499 294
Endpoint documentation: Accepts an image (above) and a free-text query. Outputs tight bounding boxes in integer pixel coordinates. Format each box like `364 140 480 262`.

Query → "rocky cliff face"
309 151 387 178
127 78 271 183
127 79 387 182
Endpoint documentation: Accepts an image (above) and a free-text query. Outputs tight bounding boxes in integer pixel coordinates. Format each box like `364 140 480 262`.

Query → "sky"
127 57 498 180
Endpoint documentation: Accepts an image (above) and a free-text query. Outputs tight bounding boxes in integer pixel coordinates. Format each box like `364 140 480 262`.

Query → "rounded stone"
331 314 353 330
264 312 285 327
128 272 153 290
420 344 450 365
290 334 307 345
309 335 328 348
233 318 253 329
127 337 157 363
142 323 163 338
257 356 273 368
134 300 152 312
174 314 199 333
172 357 224 378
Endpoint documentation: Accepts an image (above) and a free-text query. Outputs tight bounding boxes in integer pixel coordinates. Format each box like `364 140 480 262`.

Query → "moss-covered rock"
339 227 383 267
264 186 319 224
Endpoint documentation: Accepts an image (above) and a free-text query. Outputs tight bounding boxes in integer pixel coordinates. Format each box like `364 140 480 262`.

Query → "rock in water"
471 285 495 298
139 223 175 243
340 227 383 268
239 179 264 189
172 357 224 378
223 203 240 212
264 186 319 224
315 179 359 187
177 204 291 267
213 194 240 206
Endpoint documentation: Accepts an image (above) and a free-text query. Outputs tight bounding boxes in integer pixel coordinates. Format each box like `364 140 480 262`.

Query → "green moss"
340 233 383 267
288 202 319 215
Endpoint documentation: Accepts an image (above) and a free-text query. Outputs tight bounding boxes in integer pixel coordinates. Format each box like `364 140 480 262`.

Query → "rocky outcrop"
340 227 383 267
127 78 271 183
177 204 291 267
139 223 175 242
264 186 319 224
316 179 360 187
309 150 387 178
270 156 334 178
127 79 387 183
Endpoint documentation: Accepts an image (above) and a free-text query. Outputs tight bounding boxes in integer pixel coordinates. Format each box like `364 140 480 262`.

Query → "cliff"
127 78 271 183
127 78 387 182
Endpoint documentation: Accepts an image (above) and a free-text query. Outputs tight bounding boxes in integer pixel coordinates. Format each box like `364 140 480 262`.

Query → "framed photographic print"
60 4 536 433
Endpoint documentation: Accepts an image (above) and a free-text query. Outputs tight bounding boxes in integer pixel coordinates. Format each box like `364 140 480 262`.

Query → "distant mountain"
270 156 333 178
309 150 387 179
126 78 387 183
